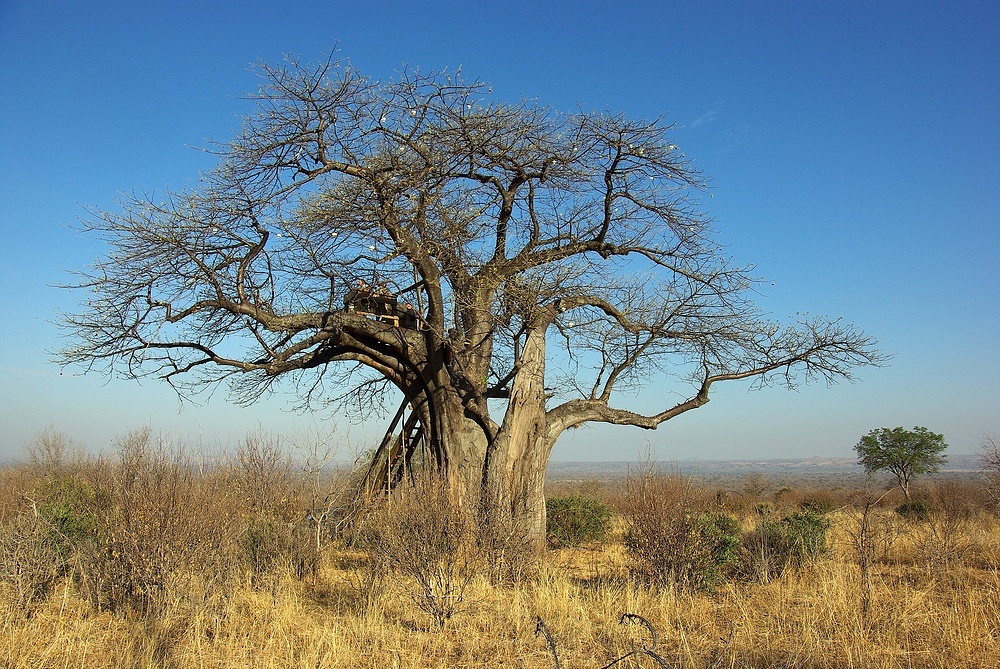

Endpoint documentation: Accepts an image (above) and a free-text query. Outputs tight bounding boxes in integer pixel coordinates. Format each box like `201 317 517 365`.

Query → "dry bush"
619 472 740 592
846 494 900 568
230 431 320 582
0 468 35 523
0 464 103 614
2 472 1000 667
773 486 845 516
843 490 900 616
709 472 774 518
359 477 480 628
979 433 1000 508
24 428 86 477
740 472 769 502
914 479 981 569
75 428 239 615
1 428 334 621
294 430 352 553
473 488 539 586
237 515 318 582
932 479 987 519
232 430 294 520
0 511 64 613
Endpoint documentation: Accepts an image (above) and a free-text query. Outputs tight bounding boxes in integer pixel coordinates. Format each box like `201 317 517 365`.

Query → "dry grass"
3 542 998 668
1 445 998 668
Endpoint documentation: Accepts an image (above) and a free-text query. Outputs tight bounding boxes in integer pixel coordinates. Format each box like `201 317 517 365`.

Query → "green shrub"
545 494 613 547
741 510 830 582
623 509 741 592
799 496 836 515
691 512 742 589
896 499 930 520
783 510 831 560
34 476 101 559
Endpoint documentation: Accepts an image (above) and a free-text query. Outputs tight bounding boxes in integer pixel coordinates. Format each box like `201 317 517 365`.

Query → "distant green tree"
855 426 947 500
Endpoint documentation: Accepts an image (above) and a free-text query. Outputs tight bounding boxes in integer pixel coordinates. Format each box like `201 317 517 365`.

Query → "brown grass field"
1 431 998 668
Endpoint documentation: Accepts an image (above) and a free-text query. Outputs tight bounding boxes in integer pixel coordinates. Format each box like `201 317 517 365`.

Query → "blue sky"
1 0 997 462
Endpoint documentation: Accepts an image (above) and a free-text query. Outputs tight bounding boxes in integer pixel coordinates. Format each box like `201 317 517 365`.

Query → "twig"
621 613 659 651
536 613 673 669
535 616 561 669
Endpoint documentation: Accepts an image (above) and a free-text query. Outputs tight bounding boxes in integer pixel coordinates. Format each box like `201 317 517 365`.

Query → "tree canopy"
855 426 947 500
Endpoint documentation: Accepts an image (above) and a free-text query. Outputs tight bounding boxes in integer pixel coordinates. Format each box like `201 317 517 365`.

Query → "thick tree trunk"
417 373 488 496
483 327 552 549
418 388 551 549
401 327 553 549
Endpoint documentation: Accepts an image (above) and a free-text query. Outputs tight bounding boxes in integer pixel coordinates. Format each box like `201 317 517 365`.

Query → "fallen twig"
535 616 561 669
536 613 673 669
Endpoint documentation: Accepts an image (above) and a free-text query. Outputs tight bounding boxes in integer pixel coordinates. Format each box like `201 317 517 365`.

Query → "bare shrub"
847 494 900 567
896 498 930 521
76 429 237 615
232 430 294 519
230 431 319 581
712 472 772 517
978 434 1000 509
25 428 85 476
0 468 36 523
0 512 64 613
933 479 984 520
360 477 479 628
619 472 740 592
915 480 978 569
294 428 353 553
845 490 898 616
535 613 672 669
776 487 843 516
741 472 769 502
237 515 318 582
473 486 539 586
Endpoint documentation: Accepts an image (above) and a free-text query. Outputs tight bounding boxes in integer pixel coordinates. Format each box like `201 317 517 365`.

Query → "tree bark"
483 326 551 548
397 380 549 548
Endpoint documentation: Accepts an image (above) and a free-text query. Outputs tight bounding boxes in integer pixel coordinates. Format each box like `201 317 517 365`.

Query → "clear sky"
1 0 997 463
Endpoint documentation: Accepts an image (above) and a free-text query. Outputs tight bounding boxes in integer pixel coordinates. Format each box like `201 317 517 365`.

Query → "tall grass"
1 436 998 667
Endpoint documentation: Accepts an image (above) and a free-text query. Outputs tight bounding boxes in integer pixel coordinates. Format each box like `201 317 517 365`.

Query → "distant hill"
546 453 982 483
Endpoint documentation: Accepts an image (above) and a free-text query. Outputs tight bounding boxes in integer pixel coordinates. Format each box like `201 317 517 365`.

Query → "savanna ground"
1 429 998 668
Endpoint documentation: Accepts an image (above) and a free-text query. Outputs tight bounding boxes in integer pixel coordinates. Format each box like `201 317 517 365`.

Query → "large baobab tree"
59 55 883 545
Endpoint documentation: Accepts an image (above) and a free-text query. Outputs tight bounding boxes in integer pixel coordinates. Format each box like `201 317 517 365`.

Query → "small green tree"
855 426 947 500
